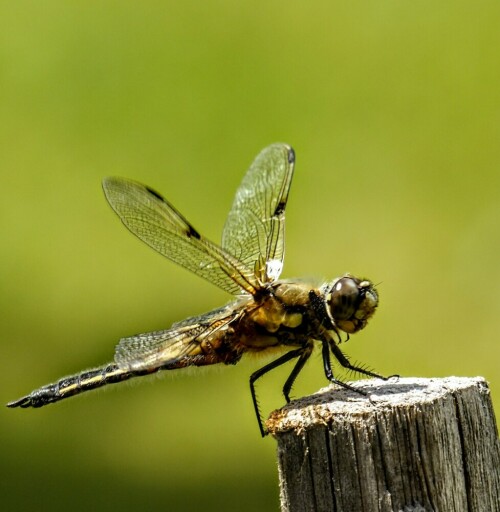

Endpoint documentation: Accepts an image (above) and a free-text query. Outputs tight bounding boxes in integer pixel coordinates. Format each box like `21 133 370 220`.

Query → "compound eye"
329 277 360 321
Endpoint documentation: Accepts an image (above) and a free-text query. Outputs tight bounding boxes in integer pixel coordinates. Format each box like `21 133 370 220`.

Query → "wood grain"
267 377 500 512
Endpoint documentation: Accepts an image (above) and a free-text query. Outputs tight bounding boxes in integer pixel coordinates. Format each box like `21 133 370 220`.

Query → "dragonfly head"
323 275 379 334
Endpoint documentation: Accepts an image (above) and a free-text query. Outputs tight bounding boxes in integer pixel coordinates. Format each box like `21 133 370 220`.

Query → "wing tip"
270 142 295 164
102 176 119 189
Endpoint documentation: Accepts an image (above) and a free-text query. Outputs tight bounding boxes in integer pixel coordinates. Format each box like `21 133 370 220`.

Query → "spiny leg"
328 340 392 380
249 348 305 437
282 345 313 403
321 338 396 397
320 339 366 394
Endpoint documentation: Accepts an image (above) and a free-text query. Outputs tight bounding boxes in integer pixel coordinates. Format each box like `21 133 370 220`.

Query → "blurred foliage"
2 1 500 511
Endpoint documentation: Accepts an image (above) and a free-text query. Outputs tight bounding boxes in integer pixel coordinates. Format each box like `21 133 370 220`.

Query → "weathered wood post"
266 377 500 512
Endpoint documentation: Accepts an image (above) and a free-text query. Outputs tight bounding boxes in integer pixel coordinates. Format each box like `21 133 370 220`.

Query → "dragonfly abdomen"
7 363 137 409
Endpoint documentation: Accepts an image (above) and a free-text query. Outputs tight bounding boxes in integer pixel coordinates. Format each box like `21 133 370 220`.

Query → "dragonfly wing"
103 177 261 295
222 143 295 283
114 302 244 371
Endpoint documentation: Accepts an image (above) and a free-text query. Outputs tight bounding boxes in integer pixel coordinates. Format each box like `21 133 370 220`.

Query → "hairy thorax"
231 281 314 352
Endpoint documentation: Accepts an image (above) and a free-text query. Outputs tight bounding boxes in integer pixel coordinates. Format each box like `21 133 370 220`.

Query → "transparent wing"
103 178 262 295
222 143 295 283
114 302 244 371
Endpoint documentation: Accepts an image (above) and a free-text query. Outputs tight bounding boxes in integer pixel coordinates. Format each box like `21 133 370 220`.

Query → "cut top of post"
267 376 500 512
266 376 492 435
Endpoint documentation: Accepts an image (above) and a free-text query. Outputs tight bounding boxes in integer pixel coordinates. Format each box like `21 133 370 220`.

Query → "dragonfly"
8 143 389 436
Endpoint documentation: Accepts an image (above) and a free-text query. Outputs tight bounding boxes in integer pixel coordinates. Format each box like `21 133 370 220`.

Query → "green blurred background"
2 1 499 511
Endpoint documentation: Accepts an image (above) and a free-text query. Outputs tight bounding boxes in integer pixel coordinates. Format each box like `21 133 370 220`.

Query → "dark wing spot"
287 147 295 164
274 201 286 217
186 225 201 239
145 186 166 202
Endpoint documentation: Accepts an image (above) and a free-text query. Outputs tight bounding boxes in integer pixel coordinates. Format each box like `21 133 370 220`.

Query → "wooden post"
266 376 500 512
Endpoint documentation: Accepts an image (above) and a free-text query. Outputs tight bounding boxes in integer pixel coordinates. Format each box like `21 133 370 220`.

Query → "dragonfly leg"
249 347 305 437
281 345 313 403
319 338 367 394
327 339 390 380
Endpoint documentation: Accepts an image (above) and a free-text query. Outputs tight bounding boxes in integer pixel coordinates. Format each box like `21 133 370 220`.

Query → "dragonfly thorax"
322 275 379 334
